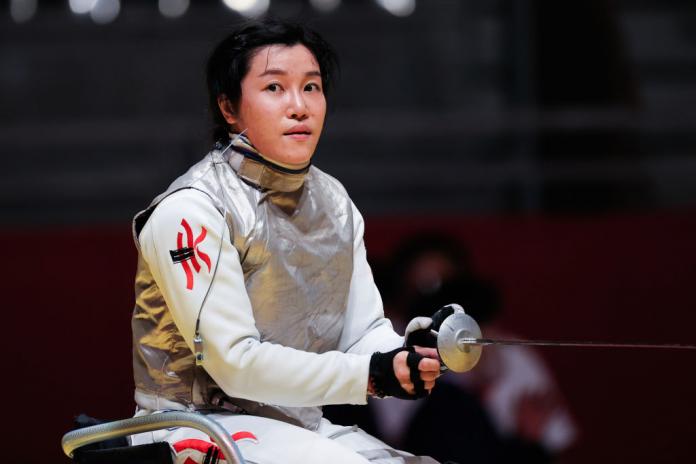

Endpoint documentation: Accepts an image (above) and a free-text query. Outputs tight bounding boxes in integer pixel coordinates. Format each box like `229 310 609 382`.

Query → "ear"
217 95 237 125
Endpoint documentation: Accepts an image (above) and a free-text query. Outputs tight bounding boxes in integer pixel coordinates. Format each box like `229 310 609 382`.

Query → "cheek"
240 100 275 132
312 97 327 122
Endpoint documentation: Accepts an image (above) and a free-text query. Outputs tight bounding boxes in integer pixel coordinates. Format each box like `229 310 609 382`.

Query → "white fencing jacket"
131 138 403 429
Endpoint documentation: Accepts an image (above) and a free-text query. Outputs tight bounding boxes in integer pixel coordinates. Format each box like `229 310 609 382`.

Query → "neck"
224 133 309 194
227 132 310 172
259 154 310 171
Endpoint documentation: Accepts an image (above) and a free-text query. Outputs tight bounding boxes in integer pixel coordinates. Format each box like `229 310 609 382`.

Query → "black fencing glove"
404 303 463 347
369 347 428 399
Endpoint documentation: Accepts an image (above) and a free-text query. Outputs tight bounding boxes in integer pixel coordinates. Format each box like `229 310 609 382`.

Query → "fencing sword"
435 309 696 373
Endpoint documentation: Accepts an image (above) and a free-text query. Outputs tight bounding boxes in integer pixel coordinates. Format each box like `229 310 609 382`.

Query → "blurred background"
2 0 696 462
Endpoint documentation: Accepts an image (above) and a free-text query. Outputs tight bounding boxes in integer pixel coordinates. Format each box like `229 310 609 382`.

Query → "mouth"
284 125 312 140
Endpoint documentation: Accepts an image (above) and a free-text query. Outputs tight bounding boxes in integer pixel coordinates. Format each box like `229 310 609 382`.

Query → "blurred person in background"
327 233 577 463
408 276 578 463
381 233 474 334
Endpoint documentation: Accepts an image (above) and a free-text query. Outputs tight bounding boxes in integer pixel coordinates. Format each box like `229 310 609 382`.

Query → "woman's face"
221 44 327 166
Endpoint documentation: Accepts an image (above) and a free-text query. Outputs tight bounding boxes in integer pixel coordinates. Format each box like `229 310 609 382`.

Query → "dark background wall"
2 0 696 462
7 214 696 463
4 0 696 222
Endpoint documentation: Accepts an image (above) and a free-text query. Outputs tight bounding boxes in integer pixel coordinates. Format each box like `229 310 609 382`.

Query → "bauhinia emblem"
169 218 211 290
172 431 259 464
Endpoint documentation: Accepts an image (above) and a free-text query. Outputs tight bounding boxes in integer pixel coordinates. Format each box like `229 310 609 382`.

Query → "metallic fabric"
132 139 356 429
132 255 197 403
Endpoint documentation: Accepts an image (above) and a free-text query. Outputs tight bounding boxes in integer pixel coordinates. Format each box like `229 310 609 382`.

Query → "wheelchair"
62 411 247 464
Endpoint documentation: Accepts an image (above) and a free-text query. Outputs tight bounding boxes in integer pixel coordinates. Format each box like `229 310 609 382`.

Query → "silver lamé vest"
131 144 356 430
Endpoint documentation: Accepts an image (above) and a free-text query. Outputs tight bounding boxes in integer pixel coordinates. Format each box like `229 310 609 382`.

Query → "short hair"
206 19 339 143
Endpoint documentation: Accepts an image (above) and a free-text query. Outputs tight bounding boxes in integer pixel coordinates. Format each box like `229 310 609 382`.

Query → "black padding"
370 346 419 400
405 304 457 348
73 442 173 464
405 325 434 348
431 305 456 331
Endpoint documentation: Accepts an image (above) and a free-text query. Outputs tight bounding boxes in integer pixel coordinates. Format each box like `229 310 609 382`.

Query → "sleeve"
138 189 371 407
337 202 404 355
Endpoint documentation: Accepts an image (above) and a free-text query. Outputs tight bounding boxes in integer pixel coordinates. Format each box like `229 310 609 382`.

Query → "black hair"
206 19 339 143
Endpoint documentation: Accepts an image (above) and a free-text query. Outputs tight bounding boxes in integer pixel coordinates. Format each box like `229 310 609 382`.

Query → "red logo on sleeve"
169 218 212 290
172 431 259 463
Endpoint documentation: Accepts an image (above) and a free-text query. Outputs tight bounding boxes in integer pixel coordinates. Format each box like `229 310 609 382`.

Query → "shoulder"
137 188 231 275
308 166 367 242
308 165 359 218
309 165 350 198
155 189 220 217
139 189 223 244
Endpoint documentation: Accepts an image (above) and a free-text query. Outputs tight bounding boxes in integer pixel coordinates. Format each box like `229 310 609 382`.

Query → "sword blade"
459 338 696 350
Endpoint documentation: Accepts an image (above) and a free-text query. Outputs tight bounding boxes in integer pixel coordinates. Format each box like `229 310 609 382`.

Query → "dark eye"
305 83 321 92
267 83 280 92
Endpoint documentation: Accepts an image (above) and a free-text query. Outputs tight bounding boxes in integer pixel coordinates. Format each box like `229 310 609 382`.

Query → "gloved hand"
404 303 464 347
369 347 429 399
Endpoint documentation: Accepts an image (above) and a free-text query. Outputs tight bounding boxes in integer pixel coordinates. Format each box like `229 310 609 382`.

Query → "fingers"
414 345 442 382
413 345 441 374
393 350 441 395
393 351 414 394
418 357 441 373
414 346 440 361
398 379 436 395
420 369 440 382
393 351 410 383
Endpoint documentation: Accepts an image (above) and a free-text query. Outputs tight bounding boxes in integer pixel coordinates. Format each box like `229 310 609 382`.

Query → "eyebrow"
258 69 322 78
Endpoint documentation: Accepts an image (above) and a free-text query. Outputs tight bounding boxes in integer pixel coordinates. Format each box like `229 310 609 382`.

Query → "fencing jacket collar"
222 133 309 195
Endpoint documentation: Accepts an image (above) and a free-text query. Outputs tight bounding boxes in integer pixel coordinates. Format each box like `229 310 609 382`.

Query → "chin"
279 146 315 165
285 153 314 166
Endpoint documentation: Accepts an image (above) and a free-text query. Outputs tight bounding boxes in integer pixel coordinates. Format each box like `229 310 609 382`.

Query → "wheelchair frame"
62 411 246 464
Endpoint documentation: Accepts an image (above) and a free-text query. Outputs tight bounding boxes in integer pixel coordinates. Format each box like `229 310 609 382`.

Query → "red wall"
7 211 696 463
367 212 696 463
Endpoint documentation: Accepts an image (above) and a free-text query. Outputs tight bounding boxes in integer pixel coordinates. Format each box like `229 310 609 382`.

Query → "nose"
286 89 308 121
